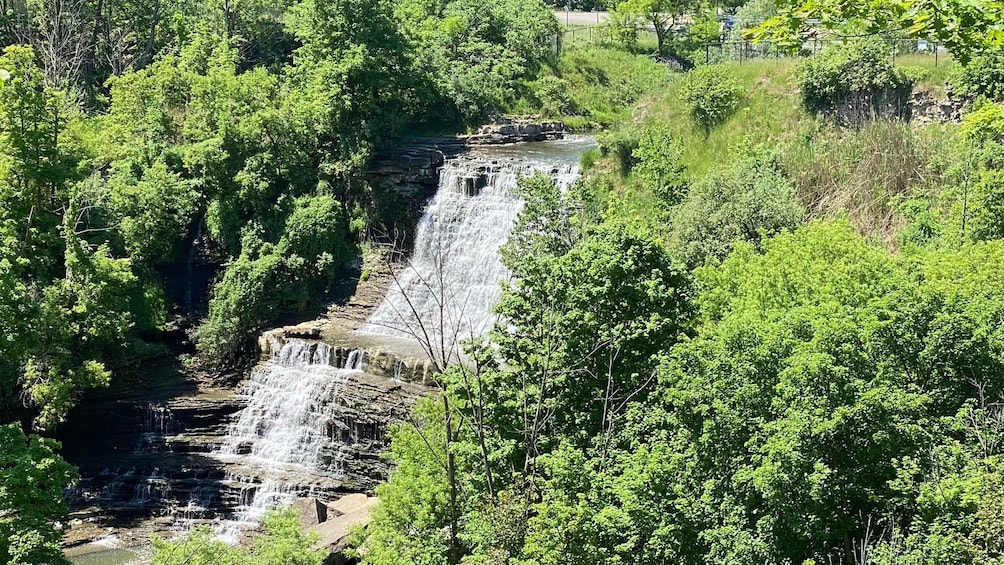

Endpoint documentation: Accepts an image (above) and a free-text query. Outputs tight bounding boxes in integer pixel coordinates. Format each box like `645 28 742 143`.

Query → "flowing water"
212 340 362 541
190 136 596 541
358 135 597 347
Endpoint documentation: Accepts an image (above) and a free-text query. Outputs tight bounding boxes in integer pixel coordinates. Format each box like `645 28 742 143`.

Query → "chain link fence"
701 37 946 65
555 26 947 67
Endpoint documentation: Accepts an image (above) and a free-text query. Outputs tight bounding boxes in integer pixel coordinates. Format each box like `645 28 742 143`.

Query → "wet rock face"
366 139 466 250
59 341 433 546
259 323 439 386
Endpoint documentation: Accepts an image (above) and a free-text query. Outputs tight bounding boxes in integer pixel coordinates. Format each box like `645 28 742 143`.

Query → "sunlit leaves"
753 0 1004 62
0 424 77 565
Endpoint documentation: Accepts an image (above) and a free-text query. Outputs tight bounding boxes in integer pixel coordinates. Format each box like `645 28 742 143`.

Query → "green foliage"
643 221 1004 563
754 0 1004 62
153 508 324 565
606 8 642 51
631 125 686 205
356 175 695 565
106 160 200 263
896 102 1004 248
0 423 78 565
532 76 574 117
364 205 1004 565
598 129 640 176
550 46 672 127
197 195 352 364
351 398 455 565
728 0 776 42
615 0 687 54
795 38 917 119
396 0 559 123
678 64 744 132
951 53 1004 102
668 148 802 267
0 46 167 429
672 10 723 66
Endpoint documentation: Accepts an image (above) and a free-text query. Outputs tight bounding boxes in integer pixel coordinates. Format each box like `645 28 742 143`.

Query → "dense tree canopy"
7 0 1004 563
754 0 1004 61
0 424 77 565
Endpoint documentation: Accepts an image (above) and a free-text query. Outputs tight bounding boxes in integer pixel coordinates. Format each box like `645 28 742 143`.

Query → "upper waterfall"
358 135 597 348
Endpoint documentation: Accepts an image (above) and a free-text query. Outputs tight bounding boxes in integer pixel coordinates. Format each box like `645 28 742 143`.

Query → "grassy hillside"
588 53 961 246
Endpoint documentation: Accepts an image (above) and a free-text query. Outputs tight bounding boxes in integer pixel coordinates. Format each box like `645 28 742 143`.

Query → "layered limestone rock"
307 494 379 564
909 87 966 125
465 117 568 145
259 322 439 386
60 333 433 547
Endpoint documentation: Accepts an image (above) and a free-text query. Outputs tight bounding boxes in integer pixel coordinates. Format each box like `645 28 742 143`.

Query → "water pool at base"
68 548 143 565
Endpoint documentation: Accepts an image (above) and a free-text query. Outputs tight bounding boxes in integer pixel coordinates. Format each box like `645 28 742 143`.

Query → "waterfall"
200 137 595 542
358 137 592 347
214 340 363 540
133 403 176 453
345 349 364 371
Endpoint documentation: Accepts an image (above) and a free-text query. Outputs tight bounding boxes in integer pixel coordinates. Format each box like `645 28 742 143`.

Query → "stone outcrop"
366 139 466 250
909 87 967 125
259 322 439 386
293 498 329 529
308 494 379 565
465 117 568 145
367 139 466 197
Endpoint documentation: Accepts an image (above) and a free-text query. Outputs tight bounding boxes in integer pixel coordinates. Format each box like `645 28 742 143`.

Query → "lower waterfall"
213 340 360 541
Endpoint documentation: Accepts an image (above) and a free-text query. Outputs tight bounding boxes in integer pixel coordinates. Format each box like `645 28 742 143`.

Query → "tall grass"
537 46 673 127
783 121 953 245
593 57 958 246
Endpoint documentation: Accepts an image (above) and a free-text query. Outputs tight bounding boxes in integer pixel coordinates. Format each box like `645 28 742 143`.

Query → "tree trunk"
443 394 462 564
654 21 666 54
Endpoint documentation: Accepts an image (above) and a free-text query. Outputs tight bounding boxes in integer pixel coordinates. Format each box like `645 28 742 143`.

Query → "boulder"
292 498 328 529
310 494 379 563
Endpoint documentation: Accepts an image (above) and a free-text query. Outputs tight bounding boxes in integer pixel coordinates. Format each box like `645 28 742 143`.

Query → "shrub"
668 149 803 267
678 64 744 132
580 147 600 171
950 53 1004 103
632 126 686 205
958 102 1004 243
196 196 353 365
533 76 574 116
960 100 1004 144
599 130 640 176
795 38 916 123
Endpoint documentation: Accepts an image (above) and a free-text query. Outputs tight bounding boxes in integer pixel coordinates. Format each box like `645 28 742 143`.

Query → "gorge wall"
59 127 596 558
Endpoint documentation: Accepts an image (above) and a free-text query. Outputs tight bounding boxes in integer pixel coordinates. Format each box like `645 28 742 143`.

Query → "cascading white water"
345 349 363 371
214 340 362 541
358 137 593 345
206 136 596 542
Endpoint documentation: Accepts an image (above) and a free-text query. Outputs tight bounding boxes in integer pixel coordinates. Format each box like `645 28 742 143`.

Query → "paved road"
555 10 610 27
